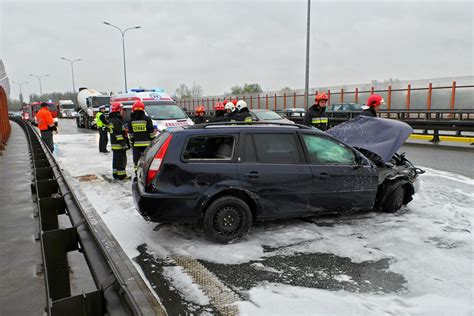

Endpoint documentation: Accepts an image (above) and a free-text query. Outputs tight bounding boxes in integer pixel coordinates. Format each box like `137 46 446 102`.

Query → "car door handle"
245 171 260 179
318 172 330 180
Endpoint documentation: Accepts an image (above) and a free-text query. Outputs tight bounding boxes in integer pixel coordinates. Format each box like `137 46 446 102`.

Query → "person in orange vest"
35 102 57 152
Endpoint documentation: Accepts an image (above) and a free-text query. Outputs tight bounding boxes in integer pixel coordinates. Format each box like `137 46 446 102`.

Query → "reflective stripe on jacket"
127 114 155 148
109 116 128 151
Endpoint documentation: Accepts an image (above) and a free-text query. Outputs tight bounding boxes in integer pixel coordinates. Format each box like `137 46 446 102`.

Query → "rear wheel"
203 196 252 244
381 185 405 213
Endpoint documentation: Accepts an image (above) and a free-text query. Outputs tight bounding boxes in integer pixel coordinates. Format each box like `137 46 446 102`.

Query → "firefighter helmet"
132 101 145 112
236 100 247 111
225 102 235 112
110 102 123 113
195 105 206 113
315 93 329 103
366 94 385 107
214 102 225 111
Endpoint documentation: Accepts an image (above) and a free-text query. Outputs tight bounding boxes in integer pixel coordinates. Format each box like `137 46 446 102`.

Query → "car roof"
178 122 328 135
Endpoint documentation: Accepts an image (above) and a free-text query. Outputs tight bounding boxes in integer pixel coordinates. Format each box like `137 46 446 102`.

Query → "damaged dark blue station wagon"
133 119 421 243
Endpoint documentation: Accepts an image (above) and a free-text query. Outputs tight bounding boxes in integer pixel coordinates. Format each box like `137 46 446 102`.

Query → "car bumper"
132 177 201 224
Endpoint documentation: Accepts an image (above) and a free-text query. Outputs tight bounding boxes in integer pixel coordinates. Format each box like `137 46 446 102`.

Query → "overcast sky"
1 0 472 99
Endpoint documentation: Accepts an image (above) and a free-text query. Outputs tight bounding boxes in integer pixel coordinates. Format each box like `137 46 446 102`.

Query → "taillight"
146 134 173 185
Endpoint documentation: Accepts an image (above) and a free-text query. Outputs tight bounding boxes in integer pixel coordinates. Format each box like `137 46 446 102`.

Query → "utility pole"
304 0 311 109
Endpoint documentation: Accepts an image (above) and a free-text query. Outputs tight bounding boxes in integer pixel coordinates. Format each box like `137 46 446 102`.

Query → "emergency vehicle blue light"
130 88 145 92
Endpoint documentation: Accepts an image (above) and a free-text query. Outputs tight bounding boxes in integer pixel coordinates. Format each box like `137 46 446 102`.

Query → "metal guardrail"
178 82 473 112
11 117 165 315
0 87 11 155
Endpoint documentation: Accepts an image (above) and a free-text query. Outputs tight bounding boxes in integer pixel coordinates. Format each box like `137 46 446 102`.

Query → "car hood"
326 116 413 162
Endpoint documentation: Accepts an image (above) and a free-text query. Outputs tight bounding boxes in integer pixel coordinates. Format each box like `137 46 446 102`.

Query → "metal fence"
178 81 474 113
0 86 11 155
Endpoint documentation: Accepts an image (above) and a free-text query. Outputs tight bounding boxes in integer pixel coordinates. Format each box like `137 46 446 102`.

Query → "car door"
237 131 312 218
300 132 378 212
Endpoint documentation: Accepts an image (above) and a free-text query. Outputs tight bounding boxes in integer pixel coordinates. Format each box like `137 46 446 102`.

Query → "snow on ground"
54 132 473 315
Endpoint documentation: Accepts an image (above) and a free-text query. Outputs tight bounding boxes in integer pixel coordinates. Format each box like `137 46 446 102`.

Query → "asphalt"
0 121 45 315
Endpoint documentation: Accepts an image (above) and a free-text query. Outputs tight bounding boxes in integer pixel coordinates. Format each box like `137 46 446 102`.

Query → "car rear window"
252 133 303 164
183 135 235 161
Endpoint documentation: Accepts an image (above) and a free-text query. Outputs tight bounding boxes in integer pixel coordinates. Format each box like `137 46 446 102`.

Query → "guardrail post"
250 95 253 109
266 94 269 110
406 83 411 116
293 92 296 108
355 88 359 104
450 80 456 111
274 93 277 111
340 88 344 103
327 90 331 106
370 86 374 95
283 93 287 109
427 82 432 113
258 95 261 109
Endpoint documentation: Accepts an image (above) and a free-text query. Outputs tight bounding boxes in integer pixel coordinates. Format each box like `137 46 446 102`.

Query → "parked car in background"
326 103 363 118
133 119 422 244
281 108 306 118
249 109 294 124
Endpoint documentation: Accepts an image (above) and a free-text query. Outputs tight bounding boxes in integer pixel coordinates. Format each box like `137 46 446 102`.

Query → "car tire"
203 196 252 244
381 185 405 213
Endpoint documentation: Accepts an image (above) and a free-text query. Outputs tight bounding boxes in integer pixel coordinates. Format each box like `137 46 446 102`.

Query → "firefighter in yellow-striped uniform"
303 93 330 131
108 102 130 180
127 101 156 174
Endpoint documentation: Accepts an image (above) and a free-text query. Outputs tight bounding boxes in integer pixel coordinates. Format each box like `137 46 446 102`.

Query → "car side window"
244 134 258 162
252 133 303 164
183 135 235 161
302 134 355 165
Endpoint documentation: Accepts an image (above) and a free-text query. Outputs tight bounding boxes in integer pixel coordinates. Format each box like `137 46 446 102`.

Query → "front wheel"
203 196 252 244
381 185 405 213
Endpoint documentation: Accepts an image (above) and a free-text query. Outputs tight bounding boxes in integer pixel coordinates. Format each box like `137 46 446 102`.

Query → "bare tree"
174 84 191 99
190 83 203 99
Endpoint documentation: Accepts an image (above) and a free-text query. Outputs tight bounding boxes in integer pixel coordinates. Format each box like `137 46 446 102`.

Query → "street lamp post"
61 57 82 93
103 21 141 93
12 81 28 103
304 0 311 109
29 74 49 98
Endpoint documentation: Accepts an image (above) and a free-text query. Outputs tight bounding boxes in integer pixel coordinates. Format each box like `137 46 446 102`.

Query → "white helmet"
225 102 236 112
236 100 247 111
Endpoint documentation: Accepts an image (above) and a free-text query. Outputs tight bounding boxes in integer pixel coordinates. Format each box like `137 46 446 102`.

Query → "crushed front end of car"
327 116 424 212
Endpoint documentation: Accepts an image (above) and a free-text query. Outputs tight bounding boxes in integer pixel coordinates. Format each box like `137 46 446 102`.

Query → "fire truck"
110 89 194 131
22 101 59 125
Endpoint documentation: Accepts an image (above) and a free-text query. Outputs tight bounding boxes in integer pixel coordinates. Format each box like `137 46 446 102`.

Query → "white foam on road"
54 132 474 314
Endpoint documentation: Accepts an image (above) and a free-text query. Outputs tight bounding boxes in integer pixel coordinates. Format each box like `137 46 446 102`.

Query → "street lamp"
29 74 49 98
304 0 311 109
12 81 28 103
103 21 142 93
61 57 82 93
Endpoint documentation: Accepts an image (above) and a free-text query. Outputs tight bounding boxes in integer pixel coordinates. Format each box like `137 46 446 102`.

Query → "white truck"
76 87 110 129
58 100 76 118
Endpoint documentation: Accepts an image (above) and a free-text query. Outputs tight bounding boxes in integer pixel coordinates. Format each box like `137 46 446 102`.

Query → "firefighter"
108 102 130 180
223 102 238 122
128 101 156 174
209 102 226 122
35 102 57 152
360 94 385 117
194 106 206 124
303 93 330 130
236 100 252 122
96 105 109 153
